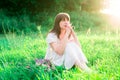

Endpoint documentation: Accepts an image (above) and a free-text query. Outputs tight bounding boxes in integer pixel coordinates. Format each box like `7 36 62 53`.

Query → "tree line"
0 0 105 34
0 0 105 15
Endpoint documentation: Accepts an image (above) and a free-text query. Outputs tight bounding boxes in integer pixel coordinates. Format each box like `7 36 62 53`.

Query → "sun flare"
101 0 120 29
101 0 120 18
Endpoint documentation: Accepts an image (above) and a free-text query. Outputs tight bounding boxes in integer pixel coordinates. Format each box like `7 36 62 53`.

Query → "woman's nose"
65 21 69 24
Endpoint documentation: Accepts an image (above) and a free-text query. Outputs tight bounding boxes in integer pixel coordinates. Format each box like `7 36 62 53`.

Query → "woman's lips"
64 25 67 27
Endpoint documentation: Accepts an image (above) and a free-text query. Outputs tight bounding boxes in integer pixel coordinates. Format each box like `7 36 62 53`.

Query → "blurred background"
0 0 120 35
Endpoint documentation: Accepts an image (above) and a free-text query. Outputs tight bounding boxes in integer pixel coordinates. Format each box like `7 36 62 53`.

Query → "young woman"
45 12 91 72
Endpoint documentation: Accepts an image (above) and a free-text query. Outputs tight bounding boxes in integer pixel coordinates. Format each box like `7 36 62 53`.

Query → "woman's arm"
71 29 81 47
50 28 71 56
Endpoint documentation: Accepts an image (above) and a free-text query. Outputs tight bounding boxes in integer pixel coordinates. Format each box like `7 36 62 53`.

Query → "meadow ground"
0 30 120 80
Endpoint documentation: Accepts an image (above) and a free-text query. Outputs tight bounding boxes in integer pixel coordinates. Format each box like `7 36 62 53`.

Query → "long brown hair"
50 13 70 38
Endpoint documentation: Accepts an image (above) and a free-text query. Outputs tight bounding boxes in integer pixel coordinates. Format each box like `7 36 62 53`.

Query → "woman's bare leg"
75 61 92 73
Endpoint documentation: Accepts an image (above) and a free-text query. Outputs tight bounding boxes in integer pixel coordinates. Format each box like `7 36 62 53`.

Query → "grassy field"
0 30 120 80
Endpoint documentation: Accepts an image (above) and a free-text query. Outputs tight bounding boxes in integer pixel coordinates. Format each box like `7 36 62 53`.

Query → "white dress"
45 33 88 69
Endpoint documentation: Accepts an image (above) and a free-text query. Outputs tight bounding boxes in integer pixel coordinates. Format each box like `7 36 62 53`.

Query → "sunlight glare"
101 0 120 29
101 0 120 18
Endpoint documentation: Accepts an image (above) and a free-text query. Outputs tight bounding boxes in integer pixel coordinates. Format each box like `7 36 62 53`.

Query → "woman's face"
59 18 70 30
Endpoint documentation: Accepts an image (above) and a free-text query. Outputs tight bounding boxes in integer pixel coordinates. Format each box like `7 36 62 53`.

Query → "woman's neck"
60 29 66 35
59 29 66 39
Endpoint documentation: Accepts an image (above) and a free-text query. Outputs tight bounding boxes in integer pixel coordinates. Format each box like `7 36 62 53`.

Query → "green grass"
0 31 120 80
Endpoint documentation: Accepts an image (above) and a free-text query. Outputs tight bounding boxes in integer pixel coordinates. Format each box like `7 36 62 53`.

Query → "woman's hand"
65 27 71 36
65 23 73 37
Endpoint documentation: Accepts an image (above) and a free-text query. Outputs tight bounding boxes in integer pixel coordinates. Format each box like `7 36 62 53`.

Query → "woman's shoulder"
47 32 57 37
46 32 58 43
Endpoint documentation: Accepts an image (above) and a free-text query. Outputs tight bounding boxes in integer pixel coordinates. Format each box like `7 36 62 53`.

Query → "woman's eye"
62 19 65 21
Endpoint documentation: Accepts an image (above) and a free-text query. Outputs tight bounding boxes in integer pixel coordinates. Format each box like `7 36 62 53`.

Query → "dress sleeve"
46 33 58 43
